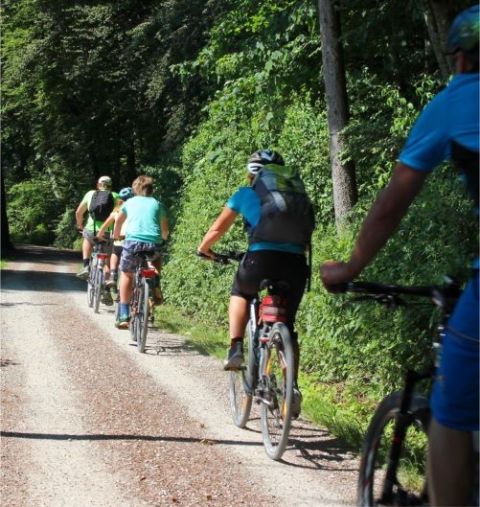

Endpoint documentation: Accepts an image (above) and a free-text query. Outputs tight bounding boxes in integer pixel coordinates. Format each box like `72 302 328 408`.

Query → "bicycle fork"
380 369 431 503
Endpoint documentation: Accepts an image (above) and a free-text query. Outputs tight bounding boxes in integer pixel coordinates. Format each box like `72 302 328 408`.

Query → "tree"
317 0 357 229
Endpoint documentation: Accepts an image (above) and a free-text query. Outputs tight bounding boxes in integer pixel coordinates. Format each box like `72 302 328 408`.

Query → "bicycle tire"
87 265 95 308
93 269 103 314
357 391 430 507
136 279 149 353
260 323 294 461
228 318 256 428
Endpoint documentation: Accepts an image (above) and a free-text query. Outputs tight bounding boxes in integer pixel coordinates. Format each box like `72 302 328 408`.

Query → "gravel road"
1 245 358 506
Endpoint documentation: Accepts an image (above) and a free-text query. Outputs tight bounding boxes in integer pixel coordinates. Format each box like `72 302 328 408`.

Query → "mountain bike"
86 237 111 313
339 278 465 506
198 251 295 461
129 251 158 353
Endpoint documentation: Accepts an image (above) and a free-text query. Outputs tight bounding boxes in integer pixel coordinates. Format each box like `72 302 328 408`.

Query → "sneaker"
223 341 244 371
291 387 303 420
76 265 90 280
115 315 130 329
105 279 116 289
101 291 113 306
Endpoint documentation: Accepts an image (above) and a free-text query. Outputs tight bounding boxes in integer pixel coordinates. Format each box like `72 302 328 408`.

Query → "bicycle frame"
350 278 461 506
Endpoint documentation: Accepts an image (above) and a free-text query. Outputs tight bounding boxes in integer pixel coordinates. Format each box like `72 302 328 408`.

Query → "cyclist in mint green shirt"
113 175 169 329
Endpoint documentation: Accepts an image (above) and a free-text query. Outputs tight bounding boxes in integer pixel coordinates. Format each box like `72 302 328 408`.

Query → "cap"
97 176 112 188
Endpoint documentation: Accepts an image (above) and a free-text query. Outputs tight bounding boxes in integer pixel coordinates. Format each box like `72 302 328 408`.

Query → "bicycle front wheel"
228 319 256 428
260 323 294 461
136 279 149 353
357 391 430 507
87 267 95 308
93 269 104 314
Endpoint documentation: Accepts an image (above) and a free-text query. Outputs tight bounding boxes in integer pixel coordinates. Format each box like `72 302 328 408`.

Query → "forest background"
2 0 477 443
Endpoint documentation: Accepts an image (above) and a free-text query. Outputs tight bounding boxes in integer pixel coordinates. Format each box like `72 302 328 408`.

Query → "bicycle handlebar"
196 251 244 265
340 277 461 310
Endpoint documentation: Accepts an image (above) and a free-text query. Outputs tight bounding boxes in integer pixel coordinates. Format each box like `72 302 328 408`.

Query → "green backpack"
250 163 315 247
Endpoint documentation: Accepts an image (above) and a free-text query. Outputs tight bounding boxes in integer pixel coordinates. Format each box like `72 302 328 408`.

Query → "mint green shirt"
121 196 167 244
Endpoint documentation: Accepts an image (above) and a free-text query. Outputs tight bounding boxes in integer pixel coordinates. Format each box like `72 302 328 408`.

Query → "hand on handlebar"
196 248 215 260
320 260 355 293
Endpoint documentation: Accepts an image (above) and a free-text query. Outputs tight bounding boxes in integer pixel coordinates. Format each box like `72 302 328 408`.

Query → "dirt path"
1 245 357 506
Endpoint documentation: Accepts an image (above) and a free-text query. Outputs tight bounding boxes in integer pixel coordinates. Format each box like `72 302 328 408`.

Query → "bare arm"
113 211 126 240
197 207 238 256
161 217 169 241
75 202 87 229
97 213 116 239
321 163 428 289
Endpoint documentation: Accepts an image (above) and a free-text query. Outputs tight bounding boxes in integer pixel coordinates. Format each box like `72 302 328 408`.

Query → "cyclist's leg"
224 253 261 369
116 240 138 326
428 273 479 505
428 419 475 506
77 230 94 278
108 245 122 288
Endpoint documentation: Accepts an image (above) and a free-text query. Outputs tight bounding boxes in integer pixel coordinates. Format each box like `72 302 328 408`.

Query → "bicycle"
198 250 296 461
86 237 111 313
339 278 464 506
129 251 158 353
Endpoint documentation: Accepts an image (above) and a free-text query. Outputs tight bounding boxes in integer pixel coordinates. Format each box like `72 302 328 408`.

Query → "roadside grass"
155 303 371 451
0 259 6 269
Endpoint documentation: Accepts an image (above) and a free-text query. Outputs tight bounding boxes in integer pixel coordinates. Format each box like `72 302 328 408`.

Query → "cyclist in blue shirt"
321 6 478 505
197 150 311 418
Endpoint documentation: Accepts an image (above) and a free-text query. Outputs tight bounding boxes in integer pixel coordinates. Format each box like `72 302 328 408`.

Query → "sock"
83 258 90 267
111 270 117 282
230 337 243 347
119 303 130 318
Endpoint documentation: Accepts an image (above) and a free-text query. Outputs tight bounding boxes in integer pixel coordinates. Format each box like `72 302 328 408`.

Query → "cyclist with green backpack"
75 175 119 281
197 149 315 418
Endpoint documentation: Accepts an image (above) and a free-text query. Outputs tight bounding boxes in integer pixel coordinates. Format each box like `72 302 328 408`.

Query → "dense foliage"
3 0 476 414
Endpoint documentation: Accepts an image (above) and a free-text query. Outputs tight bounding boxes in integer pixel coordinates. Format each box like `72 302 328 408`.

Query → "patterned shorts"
120 240 162 273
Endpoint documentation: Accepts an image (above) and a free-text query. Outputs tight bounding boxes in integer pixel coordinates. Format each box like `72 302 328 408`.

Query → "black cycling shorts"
231 250 308 334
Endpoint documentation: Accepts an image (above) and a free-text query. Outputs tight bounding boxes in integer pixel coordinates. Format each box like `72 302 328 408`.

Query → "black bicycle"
198 251 296 461
129 251 157 353
340 278 461 506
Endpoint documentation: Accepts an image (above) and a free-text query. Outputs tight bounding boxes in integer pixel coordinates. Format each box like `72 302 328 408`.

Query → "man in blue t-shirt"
321 6 478 505
113 175 169 329
198 149 311 419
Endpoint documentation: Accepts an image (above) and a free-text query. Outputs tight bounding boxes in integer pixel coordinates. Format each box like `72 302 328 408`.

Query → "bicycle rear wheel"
228 320 256 428
260 323 294 461
357 391 430 507
136 279 149 353
93 269 104 314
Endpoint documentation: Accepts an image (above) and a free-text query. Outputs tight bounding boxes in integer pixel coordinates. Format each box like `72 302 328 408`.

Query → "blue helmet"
447 5 479 53
119 187 134 201
247 149 284 174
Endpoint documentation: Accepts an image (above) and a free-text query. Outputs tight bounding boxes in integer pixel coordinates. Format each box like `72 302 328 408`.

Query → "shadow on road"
0 430 263 448
1 269 85 293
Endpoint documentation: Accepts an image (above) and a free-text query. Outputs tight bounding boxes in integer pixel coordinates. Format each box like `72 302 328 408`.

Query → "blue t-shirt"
399 73 479 172
121 196 167 244
226 187 304 254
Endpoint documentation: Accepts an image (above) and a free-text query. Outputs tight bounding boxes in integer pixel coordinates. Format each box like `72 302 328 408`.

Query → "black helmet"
247 149 284 174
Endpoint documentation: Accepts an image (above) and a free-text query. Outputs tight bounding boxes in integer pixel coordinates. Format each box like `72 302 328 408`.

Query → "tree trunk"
317 0 357 230
423 0 454 79
1 168 14 255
